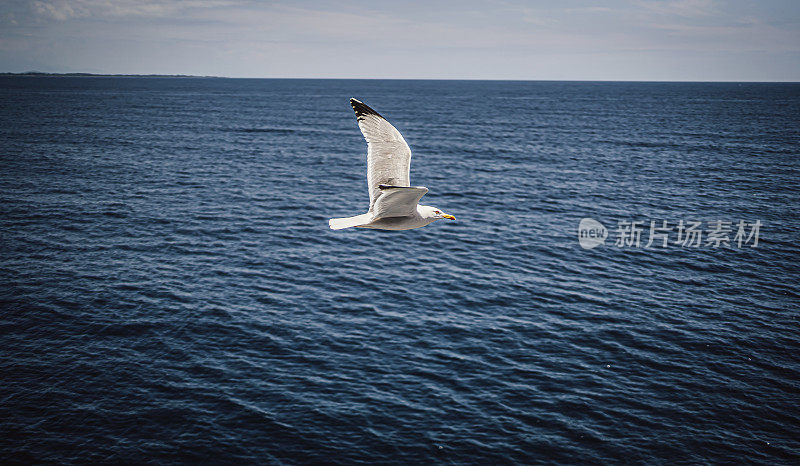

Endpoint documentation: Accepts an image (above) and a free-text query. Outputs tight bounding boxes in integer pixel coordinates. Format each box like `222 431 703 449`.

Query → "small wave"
225 127 297 134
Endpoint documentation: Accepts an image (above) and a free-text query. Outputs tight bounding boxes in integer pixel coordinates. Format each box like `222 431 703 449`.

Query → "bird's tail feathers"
329 213 372 230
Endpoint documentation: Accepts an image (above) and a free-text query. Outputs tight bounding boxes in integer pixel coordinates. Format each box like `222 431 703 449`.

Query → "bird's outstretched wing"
350 98 412 210
371 185 428 220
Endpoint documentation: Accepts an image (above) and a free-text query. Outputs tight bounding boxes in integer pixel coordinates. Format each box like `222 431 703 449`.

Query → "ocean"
1 77 798 464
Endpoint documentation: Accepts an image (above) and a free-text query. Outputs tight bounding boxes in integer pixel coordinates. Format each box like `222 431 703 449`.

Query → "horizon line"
1 72 798 84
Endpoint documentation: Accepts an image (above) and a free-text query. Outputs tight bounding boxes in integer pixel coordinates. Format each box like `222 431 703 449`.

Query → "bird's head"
419 205 456 221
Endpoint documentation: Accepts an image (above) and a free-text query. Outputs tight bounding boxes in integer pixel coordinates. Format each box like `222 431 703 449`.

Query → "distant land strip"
0 71 220 78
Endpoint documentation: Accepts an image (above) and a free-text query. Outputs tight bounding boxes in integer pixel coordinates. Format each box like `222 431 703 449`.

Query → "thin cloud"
30 0 243 21
636 0 716 18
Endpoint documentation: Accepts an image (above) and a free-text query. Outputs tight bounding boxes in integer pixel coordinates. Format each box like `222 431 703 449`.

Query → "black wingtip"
350 98 383 121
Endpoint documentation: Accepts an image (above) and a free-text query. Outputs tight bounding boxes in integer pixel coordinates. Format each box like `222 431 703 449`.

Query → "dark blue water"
1 77 799 464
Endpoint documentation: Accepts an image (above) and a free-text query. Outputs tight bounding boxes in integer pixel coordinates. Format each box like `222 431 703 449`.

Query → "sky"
1 0 798 81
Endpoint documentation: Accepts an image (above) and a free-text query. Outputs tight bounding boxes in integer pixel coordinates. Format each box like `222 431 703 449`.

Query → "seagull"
329 98 456 231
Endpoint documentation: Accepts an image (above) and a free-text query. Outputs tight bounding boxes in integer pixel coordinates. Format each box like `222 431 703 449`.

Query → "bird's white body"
330 205 440 231
329 99 455 231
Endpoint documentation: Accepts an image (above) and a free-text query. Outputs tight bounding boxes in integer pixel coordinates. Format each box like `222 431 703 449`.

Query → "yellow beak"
442 214 456 220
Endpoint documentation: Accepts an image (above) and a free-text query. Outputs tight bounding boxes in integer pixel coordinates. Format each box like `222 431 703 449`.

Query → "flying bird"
329 98 456 231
